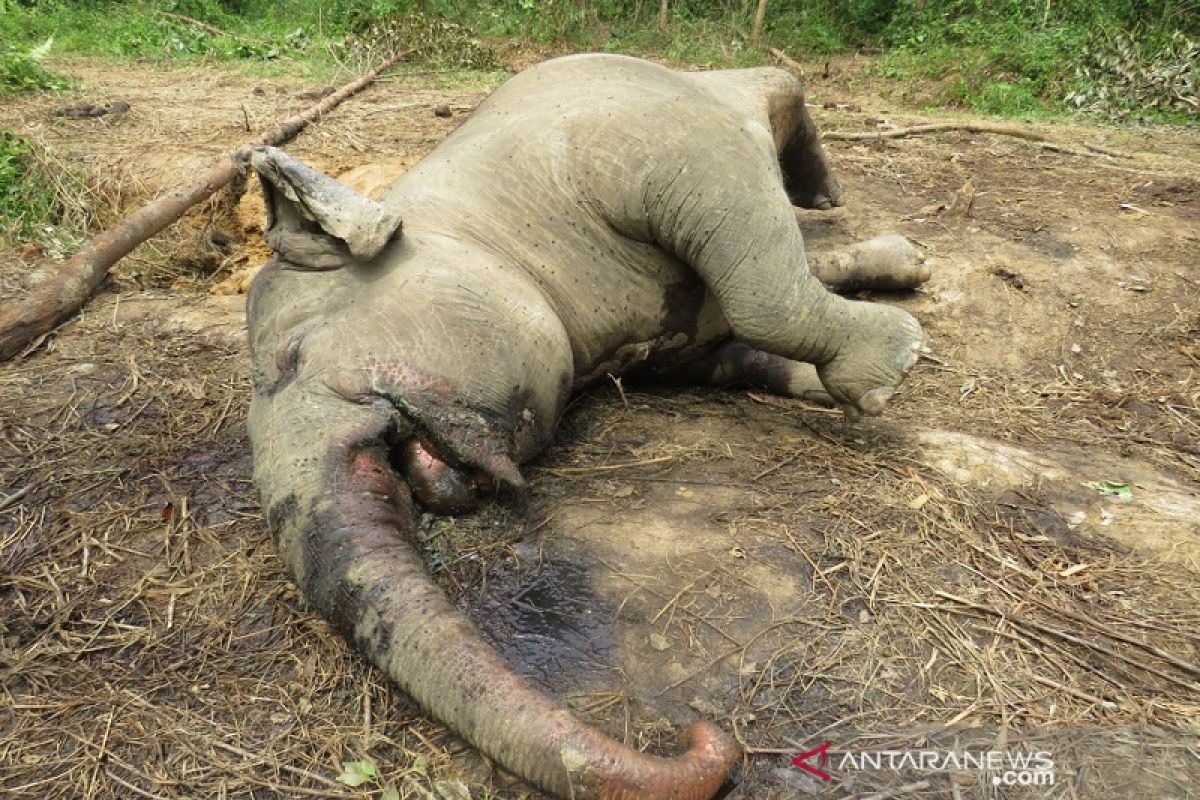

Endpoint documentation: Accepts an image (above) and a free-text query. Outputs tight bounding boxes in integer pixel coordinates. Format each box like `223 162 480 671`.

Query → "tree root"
0 50 411 363
823 121 1136 160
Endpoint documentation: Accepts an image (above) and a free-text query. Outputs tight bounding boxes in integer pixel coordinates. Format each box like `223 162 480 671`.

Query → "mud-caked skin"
246 54 925 800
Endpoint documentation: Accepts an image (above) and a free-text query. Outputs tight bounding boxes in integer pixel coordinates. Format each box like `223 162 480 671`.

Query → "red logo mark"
792 742 832 781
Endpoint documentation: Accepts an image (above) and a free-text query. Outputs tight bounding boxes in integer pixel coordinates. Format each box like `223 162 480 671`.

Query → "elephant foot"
401 439 493 515
817 304 924 421
808 235 932 293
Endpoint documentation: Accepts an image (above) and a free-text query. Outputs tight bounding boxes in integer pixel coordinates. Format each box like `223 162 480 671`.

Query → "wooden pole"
0 51 411 362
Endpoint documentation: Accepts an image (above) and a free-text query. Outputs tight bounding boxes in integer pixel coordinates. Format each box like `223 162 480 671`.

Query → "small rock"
648 633 670 651
434 104 453 118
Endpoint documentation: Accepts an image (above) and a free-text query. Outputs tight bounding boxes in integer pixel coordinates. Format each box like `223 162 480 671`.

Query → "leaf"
336 760 378 787
381 783 401 800
1084 481 1133 501
27 36 54 61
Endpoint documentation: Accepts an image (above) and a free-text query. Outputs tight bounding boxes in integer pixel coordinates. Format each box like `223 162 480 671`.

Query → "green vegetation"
2 1 1196 120
872 1 1199 119
0 1 1192 260
2 36 68 93
0 130 58 242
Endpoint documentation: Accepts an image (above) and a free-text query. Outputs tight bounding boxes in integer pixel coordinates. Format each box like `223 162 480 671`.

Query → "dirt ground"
2 54 1199 800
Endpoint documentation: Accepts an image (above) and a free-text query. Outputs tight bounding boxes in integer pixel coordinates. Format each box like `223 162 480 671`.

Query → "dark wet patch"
472 553 615 689
994 492 1080 547
1135 176 1200 205
1025 230 1077 260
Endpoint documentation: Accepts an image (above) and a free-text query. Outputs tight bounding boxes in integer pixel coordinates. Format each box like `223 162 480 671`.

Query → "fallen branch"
155 10 255 42
767 46 805 77
0 51 411 362
823 121 1136 160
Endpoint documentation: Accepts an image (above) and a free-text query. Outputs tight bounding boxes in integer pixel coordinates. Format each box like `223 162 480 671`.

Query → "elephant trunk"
253 393 739 800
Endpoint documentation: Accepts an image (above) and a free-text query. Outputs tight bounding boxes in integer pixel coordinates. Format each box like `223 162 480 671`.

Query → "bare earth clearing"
2 56 1198 799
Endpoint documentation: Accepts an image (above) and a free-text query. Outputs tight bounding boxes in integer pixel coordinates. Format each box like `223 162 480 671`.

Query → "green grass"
0 130 59 243
1 36 69 94
599 17 769 69
1 0 1196 120
872 3 1198 121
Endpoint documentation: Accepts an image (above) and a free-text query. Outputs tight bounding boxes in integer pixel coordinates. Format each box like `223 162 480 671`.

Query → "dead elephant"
244 54 927 800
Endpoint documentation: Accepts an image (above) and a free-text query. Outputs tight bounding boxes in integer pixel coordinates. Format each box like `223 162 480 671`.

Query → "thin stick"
0 483 32 512
1023 596 1200 680
823 121 1136 160
103 770 173 800
155 10 260 42
0 50 412 362
1029 673 1119 710
933 592 1199 691
545 455 675 475
767 46 805 76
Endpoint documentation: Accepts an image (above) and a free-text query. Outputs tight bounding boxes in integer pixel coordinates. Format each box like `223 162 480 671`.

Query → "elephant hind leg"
684 66 843 210
676 341 834 407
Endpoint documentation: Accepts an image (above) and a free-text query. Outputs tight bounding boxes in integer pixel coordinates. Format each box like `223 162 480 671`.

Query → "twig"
1029 673 1119 710
154 10 259 42
932 592 1199 691
545 455 674 475
1023 595 1200 680
0 50 413 362
767 46 805 76
103 770 173 800
0 483 33 512
823 121 1136 160
753 449 802 480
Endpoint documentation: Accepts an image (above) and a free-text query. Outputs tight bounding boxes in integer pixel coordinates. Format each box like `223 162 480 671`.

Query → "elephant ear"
244 146 403 270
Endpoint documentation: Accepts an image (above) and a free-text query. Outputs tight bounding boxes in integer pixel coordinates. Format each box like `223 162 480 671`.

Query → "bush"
1067 30 1199 120
0 130 58 242
1 37 68 94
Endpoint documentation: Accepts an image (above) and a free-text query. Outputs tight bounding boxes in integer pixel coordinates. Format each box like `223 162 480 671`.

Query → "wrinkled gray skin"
245 54 925 800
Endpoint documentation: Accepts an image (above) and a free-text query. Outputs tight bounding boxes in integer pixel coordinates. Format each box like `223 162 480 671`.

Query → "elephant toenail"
860 387 895 415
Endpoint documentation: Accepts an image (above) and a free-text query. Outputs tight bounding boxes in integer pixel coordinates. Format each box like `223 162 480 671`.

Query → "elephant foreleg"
807 234 932 293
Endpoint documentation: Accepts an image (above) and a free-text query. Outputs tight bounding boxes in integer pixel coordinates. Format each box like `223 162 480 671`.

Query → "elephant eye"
269 334 304 395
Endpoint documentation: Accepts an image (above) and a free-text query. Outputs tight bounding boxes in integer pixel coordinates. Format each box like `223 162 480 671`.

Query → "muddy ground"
2 55 1199 800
